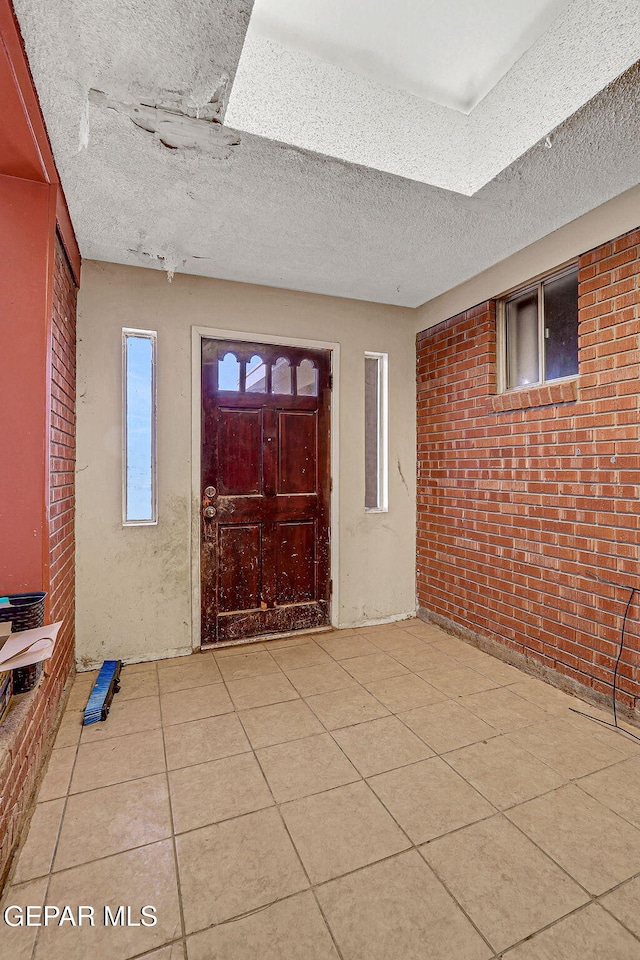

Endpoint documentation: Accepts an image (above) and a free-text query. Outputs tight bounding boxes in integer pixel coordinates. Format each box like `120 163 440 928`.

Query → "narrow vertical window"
123 329 157 524
364 352 388 512
505 290 539 389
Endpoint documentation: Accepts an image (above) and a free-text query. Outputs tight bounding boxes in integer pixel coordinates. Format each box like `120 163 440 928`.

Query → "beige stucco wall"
76 261 416 667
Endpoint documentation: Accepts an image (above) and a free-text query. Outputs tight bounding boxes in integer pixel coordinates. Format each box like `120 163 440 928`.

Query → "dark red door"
201 339 332 643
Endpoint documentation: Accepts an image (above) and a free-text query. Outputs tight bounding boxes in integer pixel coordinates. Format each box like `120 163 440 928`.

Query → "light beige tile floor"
3 618 640 960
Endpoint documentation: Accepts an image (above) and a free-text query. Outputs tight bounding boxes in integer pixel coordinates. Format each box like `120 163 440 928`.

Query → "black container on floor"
0 592 47 693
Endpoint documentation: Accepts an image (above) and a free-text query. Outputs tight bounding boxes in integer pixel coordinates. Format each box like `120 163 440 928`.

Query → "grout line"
31 834 175 881
358 783 497 955
597 887 640 945
25 689 85 960
56 763 168 800
497 889 640 955
393 705 503 754
498 807 600 901
245 719 348 960
7 623 640 959
572 777 640 834
318 714 498 956
124 934 186 960
485 899 600 957
412 848 501 956
318 641 640 952
158 683 190 960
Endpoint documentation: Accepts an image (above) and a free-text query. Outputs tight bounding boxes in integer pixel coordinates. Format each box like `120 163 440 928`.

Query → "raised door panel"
218 524 262 613
278 410 317 495
276 521 316 604
217 408 263 495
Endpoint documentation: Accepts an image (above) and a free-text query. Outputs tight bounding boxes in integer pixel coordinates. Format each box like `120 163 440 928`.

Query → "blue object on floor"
83 660 122 725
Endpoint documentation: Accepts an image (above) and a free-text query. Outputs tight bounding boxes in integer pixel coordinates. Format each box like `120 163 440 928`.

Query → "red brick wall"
49 233 77 669
0 233 77 885
416 226 640 716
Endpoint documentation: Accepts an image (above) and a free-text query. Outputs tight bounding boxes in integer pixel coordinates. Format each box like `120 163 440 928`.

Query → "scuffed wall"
76 262 416 667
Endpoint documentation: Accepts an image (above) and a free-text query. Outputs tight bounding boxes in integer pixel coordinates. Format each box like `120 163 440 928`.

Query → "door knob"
203 506 217 519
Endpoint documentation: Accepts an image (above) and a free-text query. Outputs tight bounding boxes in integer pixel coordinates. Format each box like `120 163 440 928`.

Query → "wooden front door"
201 339 332 643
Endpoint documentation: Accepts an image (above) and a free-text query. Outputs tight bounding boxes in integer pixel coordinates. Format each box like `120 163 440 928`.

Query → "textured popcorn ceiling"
247 0 571 113
227 0 640 193
12 0 640 306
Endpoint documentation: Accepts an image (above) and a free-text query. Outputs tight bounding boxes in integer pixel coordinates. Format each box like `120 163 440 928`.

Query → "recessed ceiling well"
11 0 640 306
247 0 572 113
227 0 640 193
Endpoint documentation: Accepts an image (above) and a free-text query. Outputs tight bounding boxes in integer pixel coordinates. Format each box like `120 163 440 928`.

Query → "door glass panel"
506 291 539 388
246 354 267 393
543 271 578 381
218 352 240 391
297 358 318 396
272 356 292 394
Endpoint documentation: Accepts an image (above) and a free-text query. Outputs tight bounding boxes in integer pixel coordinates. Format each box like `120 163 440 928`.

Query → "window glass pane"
271 356 292 394
297 359 318 396
543 271 578 381
506 291 539 388
218 352 240 390
124 333 156 523
246 354 267 392
365 357 380 509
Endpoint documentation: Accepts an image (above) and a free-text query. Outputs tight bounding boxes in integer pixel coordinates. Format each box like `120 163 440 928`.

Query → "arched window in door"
246 354 267 392
297 358 318 396
271 356 292 394
218 352 240 391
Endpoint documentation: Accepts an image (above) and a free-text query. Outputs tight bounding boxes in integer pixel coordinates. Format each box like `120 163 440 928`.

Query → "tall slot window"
364 352 388 512
123 329 157 524
500 264 578 390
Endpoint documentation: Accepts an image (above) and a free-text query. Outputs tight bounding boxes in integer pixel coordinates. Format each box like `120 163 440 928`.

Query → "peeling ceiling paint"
88 89 241 155
12 0 640 306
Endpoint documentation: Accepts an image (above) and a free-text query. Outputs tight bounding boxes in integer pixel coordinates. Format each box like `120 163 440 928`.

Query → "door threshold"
202 625 334 651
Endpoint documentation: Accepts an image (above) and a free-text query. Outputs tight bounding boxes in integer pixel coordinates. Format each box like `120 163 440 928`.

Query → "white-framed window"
122 328 157 525
364 352 388 512
498 264 578 391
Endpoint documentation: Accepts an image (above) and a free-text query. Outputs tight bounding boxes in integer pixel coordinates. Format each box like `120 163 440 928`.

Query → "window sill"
491 377 578 413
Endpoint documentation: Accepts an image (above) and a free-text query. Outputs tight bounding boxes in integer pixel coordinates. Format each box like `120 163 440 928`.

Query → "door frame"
191 325 340 651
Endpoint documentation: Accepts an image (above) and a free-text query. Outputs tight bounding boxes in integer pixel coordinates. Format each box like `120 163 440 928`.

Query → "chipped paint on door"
201 339 331 642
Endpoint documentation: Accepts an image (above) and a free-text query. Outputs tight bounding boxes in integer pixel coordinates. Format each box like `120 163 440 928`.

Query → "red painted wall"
0 175 54 591
0 234 77 881
0 0 80 887
416 226 640 716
